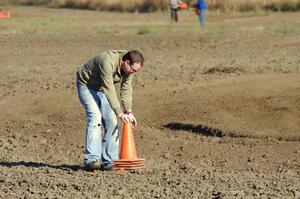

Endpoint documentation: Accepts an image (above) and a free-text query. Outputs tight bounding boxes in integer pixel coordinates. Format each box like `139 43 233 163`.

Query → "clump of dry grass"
206 0 300 12
262 0 300 11
0 0 9 6
49 0 169 12
4 0 300 12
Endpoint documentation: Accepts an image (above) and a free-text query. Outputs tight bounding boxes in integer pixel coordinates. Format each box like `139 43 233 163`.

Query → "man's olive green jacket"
76 50 133 116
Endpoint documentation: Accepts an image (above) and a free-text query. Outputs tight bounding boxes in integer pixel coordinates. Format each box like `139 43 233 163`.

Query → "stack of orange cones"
113 122 145 172
177 2 188 9
0 10 12 19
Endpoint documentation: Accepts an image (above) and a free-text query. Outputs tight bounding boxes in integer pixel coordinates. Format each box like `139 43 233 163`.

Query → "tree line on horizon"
1 0 300 12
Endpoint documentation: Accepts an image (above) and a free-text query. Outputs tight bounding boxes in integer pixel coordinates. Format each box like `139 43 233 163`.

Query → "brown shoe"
85 161 101 171
100 164 113 171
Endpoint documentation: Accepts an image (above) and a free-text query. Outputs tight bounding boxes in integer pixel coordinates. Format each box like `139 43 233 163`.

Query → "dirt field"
0 6 300 198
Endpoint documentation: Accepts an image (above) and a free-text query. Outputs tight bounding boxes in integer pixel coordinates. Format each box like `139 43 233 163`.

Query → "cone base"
113 158 145 163
113 158 145 172
113 165 145 172
114 162 145 167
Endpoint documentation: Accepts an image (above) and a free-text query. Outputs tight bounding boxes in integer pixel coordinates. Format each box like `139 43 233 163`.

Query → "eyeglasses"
128 62 138 73
130 65 138 73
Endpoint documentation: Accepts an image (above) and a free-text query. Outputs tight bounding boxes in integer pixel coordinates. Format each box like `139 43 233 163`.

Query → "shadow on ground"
164 122 225 137
0 161 82 171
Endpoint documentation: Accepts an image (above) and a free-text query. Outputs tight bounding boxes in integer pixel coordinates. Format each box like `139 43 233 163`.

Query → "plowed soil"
0 7 299 198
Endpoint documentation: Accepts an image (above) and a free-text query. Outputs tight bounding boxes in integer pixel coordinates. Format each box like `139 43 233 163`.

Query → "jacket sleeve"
99 61 123 116
120 74 133 113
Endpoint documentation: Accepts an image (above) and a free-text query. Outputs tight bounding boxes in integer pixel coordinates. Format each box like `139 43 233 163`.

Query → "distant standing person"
76 50 144 171
170 0 181 22
197 0 207 26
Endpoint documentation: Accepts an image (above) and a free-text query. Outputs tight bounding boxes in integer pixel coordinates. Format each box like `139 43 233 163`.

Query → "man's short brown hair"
122 50 144 66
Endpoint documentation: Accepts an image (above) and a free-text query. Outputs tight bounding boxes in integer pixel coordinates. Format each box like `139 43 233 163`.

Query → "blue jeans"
199 9 206 26
76 80 119 168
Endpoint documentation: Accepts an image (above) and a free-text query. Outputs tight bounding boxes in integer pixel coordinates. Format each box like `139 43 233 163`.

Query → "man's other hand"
127 112 137 127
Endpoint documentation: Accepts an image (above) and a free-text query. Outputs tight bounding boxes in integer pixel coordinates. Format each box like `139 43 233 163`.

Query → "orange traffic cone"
120 122 137 159
0 10 12 19
113 122 145 172
177 2 188 9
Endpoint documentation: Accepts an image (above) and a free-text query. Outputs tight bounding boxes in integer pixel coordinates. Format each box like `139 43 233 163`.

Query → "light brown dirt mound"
136 74 300 141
